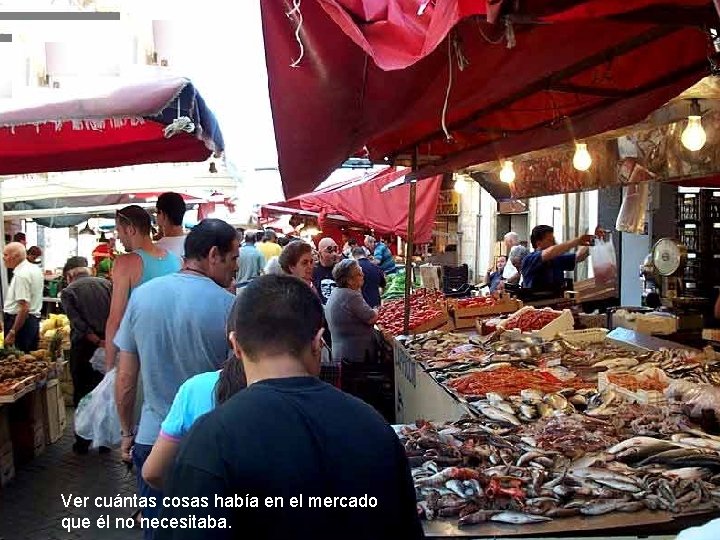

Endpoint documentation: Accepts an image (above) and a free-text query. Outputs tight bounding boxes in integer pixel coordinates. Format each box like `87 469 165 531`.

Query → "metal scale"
640 237 707 331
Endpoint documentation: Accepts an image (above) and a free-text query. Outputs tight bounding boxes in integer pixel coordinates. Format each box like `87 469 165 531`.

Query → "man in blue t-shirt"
365 235 396 274
521 224 600 293
352 247 386 308
114 219 238 539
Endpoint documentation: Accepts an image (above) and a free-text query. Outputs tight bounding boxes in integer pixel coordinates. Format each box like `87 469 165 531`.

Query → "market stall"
378 292 720 536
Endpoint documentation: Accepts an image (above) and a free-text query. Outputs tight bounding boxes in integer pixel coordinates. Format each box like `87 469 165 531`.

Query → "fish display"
397 330 720 530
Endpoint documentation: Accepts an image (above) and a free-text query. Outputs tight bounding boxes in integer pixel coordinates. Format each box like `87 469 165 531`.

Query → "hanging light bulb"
453 175 467 194
499 160 515 184
573 143 592 171
681 115 706 152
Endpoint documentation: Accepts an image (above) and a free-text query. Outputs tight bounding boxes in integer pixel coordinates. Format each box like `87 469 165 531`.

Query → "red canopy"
0 77 224 175
262 0 715 197
261 167 442 243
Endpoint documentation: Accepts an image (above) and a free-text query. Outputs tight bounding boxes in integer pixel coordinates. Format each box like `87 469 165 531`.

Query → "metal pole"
403 149 419 336
0 180 8 306
574 191 581 282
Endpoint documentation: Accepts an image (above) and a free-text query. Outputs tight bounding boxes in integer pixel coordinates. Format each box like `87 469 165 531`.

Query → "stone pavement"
0 410 140 540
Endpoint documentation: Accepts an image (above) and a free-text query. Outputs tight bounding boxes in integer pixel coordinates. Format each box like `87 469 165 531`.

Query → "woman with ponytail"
141 299 246 490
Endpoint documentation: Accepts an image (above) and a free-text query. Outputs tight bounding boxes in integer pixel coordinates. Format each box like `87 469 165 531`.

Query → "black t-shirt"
157 377 422 540
312 263 336 305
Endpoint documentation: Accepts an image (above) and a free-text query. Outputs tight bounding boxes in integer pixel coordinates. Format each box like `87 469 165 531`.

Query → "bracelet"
120 429 135 438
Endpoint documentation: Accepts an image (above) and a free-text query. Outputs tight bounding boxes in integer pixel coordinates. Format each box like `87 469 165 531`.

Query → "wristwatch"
121 428 136 438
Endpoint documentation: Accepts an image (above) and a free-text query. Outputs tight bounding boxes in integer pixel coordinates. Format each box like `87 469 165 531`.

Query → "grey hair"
509 245 529 261
332 259 359 288
67 267 91 279
504 231 519 243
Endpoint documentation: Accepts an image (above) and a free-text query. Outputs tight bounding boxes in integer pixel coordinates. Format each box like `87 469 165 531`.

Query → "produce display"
377 289 447 336
381 269 420 300
453 296 500 310
0 348 54 395
40 313 70 341
393 322 720 532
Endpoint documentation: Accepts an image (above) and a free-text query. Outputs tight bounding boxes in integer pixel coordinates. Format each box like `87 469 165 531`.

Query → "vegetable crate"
450 295 523 329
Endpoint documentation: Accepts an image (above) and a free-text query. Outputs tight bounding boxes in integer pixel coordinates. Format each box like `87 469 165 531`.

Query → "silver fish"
519 404 537 419
485 392 505 403
445 479 468 499
493 401 517 415
569 394 588 406
477 404 521 426
608 436 676 455
543 393 569 410
521 389 544 403
580 500 642 516
517 451 546 467
479 362 512 372
592 477 643 493
490 511 552 524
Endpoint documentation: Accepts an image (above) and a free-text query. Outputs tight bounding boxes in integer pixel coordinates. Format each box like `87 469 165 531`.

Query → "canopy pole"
0 180 8 307
403 149 418 336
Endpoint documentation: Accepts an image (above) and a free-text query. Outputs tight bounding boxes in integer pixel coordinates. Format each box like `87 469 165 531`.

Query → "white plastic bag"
616 183 649 234
90 347 106 374
74 368 121 448
590 237 618 286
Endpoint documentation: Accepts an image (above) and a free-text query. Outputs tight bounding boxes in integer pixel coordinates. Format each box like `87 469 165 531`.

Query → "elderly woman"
278 240 314 286
507 245 529 286
325 259 379 364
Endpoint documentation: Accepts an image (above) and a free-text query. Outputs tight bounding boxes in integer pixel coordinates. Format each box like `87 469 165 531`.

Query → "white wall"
457 176 480 280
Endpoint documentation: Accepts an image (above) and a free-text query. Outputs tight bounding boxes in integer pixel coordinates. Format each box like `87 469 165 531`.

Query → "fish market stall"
388 309 720 537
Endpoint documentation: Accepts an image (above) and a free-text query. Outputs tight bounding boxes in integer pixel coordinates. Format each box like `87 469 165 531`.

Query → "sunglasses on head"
116 211 132 226
324 246 338 253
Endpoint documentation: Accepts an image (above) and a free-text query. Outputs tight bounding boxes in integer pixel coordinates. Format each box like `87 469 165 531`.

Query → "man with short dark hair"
115 218 238 539
237 231 265 288
352 246 386 308
60 261 112 453
157 274 422 540
105 205 181 371
521 225 600 292
156 192 187 259
13 232 26 246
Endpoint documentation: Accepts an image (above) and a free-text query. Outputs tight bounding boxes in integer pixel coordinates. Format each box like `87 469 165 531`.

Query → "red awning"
0 77 224 175
262 0 715 197
261 167 443 243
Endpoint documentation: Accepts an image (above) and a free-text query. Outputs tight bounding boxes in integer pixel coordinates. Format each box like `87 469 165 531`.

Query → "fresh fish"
592 477 642 493
674 437 720 452
569 394 588 406
464 479 483 497
661 467 710 481
445 480 468 499
571 453 612 469
537 402 555 418
682 428 720 444
477 404 521 426
580 500 643 516
545 507 579 518
479 362 512 372
521 436 538 447
592 357 638 369
569 467 640 487
519 404 537 420
608 436 677 455
521 389 544 403
485 392 505 403
533 456 555 469
638 448 713 467
458 510 498 526
493 401 517 416
490 511 552 524
517 451 546 467
543 393 569 410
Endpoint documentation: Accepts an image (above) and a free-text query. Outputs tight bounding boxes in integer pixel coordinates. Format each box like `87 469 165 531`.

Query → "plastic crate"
684 253 703 281
706 191 720 221
677 192 701 222
678 225 701 252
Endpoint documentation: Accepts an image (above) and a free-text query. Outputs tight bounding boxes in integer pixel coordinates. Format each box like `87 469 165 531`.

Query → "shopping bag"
590 237 618 286
74 368 122 448
89 347 106 374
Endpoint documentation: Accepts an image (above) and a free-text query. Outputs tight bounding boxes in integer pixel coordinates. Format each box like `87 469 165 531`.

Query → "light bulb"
681 115 706 151
499 160 515 184
453 176 467 194
572 143 592 171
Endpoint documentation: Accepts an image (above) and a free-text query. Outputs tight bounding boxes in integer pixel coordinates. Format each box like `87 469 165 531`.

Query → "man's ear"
208 245 220 262
228 331 243 359
311 328 324 355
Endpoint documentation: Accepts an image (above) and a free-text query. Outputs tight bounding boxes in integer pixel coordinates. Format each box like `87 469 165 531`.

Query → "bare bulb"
499 160 515 184
573 143 592 171
453 176 467 194
681 115 706 151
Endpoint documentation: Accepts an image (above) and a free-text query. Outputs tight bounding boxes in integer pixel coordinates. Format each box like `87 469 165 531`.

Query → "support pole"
403 149 419 336
0 180 8 306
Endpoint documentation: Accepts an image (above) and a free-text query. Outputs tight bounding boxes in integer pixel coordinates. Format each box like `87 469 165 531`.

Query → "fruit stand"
0 316 70 488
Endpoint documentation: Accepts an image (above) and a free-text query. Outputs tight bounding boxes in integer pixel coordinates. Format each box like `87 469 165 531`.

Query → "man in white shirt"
155 192 187 259
3 242 44 352
502 232 521 281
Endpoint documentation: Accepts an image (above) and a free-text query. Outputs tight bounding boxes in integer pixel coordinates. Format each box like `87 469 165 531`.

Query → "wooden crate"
42 380 66 445
9 390 46 465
